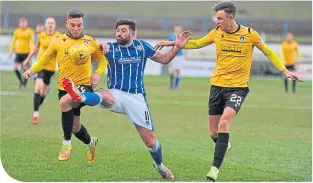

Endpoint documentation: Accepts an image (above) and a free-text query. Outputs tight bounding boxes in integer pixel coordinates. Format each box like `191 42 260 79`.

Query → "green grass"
1 71 312 182
2 1 312 19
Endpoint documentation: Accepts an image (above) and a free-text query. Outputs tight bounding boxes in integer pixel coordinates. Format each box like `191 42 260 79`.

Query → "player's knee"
97 89 114 106
144 138 156 149
209 131 218 137
59 97 72 112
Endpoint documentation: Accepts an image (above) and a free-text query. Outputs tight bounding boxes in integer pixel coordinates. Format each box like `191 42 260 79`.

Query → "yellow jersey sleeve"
9 30 17 54
91 40 108 75
184 29 215 49
29 29 35 52
295 42 301 62
30 38 57 72
251 29 286 71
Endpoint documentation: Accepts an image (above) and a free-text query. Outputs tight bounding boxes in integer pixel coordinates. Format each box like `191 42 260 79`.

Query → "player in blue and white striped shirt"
61 19 191 180
168 25 185 90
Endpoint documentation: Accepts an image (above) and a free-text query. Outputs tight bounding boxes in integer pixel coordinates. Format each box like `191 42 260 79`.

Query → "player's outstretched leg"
62 77 102 105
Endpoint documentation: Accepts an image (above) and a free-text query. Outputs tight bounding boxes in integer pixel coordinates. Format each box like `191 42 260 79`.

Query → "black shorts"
209 85 249 115
58 85 93 116
286 65 295 71
15 53 29 63
36 70 55 85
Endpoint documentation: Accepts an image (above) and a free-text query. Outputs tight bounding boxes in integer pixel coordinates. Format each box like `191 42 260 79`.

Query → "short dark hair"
213 1 236 16
116 19 136 31
67 9 84 19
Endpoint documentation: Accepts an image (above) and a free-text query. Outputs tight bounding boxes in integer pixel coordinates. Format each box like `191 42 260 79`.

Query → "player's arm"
279 43 286 65
295 43 301 64
23 35 41 66
29 40 56 72
29 29 35 52
9 30 17 56
251 29 302 82
90 41 109 88
151 30 191 64
183 29 215 49
154 29 214 50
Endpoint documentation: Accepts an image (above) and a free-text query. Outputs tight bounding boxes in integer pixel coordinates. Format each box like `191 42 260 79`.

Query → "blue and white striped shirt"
168 33 183 56
105 40 157 94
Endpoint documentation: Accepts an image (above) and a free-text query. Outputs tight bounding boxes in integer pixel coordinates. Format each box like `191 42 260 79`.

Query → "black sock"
74 124 91 144
33 93 41 111
284 79 288 92
211 136 217 143
14 70 23 84
292 80 296 93
213 133 229 169
170 74 174 89
39 95 46 106
62 110 74 140
23 78 28 86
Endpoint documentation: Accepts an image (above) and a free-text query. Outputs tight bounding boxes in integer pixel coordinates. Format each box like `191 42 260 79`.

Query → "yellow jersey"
184 24 285 87
280 40 300 66
10 27 35 54
30 33 108 90
36 31 61 71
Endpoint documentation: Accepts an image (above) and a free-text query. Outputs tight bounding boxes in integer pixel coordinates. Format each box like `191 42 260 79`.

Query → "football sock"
82 92 102 106
33 93 41 112
213 133 229 169
284 79 288 92
170 74 174 89
62 110 74 141
40 95 46 106
211 136 218 143
292 80 296 93
74 124 91 145
14 70 23 84
149 140 162 165
174 75 180 88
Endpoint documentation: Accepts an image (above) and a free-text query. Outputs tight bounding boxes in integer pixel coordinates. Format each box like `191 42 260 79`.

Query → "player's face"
286 33 294 42
174 26 182 35
19 20 28 29
66 17 84 38
45 18 56 33
116 25 134 45
215 10 232 31
36 25 44 33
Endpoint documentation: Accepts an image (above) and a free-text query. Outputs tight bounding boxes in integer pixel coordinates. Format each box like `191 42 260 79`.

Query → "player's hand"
100 42 110 54
154 41 175 50
283 69 303 82
175 30 192 49
22 69 34 79
91 72 100 89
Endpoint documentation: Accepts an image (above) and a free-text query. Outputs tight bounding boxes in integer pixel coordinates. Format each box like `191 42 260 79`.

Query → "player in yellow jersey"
23 17 60 125
154 1 302 181
280 32 301 93
9 17 35 89
22 9 108 165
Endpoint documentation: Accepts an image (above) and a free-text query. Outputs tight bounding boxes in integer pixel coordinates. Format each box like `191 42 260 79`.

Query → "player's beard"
117 35 130 46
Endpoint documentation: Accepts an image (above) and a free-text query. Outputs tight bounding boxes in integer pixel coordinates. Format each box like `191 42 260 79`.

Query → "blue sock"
149 140 163 165
82 92 102 106
174 76 180 88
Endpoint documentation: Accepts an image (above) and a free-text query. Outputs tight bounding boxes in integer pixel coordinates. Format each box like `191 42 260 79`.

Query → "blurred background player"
23 17 60 125
9 17 34 89
168 25 184 90
22 9 108 164
32 24 45 63
280 32 301 93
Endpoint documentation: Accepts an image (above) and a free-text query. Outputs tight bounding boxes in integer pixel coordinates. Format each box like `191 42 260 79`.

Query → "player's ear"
131 31 135 36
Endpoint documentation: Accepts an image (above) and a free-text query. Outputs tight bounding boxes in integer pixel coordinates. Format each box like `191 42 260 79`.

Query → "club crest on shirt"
83 40 88 44
136 45 143 51
239 35 245 42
